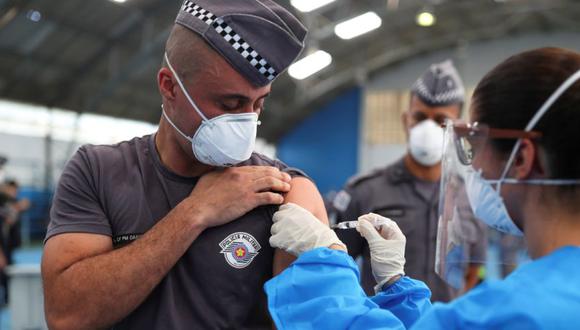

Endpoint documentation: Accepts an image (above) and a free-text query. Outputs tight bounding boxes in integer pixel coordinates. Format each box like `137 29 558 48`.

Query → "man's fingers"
245 166 280 179
255 192 284 205
241 166 291 182
253 177 291 193
281 172 292 182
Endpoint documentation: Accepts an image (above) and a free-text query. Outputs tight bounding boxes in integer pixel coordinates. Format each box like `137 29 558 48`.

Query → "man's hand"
190 166 292 229
15 198 31 212
270 203 346 256
0 250 7 270
357 213 406 293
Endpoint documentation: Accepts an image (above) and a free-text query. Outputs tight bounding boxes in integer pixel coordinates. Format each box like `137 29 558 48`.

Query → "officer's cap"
175 0 307 87
411 60 465 106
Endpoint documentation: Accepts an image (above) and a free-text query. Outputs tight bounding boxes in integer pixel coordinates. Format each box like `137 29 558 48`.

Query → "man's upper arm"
273 176 328 276
283 177 328 223
43 147 114 285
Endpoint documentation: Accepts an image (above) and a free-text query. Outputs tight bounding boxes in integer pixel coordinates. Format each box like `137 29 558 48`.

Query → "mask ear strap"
498 69 580 191
497 139 521 192
161 105 193 142
164 52 209 123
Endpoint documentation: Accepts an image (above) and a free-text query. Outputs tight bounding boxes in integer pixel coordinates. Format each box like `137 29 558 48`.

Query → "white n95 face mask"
409 119 444 166
162 53 259 167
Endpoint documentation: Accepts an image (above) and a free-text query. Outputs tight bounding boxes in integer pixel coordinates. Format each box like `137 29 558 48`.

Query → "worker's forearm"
45 200 207 329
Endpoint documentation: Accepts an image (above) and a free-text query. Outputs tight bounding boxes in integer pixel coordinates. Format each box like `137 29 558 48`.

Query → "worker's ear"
512 139 542 180
158 67 177 100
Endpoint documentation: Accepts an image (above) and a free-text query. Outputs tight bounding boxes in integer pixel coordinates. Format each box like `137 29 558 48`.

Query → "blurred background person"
0 180 30 305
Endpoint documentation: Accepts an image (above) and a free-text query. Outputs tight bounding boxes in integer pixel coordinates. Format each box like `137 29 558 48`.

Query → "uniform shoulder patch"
219 232 261 269
332 190 352 213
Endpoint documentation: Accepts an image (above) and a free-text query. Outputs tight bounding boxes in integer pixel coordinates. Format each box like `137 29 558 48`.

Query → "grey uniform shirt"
46 134 306 329
333 158 486 302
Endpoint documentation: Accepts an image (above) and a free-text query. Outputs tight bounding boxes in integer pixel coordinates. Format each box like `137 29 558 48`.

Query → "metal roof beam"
83 26 171 114
45 1 165 107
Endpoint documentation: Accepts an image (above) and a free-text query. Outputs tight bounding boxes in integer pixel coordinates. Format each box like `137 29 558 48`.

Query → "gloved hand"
357 213 406 293
270 203 347 256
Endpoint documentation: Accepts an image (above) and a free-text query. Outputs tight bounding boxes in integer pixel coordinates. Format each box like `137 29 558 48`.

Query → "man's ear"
513 139 541 180
401 112 410 139
158 67 177 100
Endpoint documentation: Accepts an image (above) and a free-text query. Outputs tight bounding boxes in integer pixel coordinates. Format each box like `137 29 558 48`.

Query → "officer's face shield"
435 120 535 290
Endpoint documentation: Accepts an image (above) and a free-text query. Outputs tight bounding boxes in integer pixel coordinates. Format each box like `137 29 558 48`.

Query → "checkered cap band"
181 0 278 81
412 78 464 105
411 60 465 106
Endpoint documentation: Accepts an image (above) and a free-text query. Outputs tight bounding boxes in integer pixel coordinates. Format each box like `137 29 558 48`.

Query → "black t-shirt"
46 134 306 329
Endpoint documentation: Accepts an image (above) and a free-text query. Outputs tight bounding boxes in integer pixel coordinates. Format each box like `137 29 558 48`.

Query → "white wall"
366 32 580 91
0 133 79 188
359 31 580 173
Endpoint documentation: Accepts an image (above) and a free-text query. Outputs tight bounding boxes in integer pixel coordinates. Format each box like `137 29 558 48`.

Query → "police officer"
332 60 486 302
41 1 328 329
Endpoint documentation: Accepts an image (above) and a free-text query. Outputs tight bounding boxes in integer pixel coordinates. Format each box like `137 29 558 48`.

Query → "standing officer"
41 1 328 329
332 60 486 301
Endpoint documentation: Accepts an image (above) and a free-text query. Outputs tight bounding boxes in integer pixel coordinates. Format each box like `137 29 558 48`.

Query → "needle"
331 218 390 230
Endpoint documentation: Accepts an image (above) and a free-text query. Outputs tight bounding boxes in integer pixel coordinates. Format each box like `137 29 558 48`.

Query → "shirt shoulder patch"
332 190 352 212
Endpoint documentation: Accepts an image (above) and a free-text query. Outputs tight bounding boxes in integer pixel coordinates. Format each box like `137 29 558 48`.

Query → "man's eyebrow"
214 92 271 101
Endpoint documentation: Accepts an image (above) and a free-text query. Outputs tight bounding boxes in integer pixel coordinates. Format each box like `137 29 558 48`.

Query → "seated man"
41 1 326 329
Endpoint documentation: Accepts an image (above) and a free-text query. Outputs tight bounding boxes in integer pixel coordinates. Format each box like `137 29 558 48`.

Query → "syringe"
331 217 390 230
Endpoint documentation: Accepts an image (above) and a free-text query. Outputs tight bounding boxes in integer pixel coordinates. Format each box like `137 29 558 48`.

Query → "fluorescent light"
334 12 382 40
288 50 332 80
290 0 336 13
26 10 42 22
416 10 436 27
110 0 127 3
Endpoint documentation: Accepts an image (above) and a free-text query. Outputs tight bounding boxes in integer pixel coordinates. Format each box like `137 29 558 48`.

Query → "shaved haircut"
163 24 219 83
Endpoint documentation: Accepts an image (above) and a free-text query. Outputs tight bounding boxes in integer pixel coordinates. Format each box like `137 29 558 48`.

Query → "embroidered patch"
219 232 261 269
333 190 352 212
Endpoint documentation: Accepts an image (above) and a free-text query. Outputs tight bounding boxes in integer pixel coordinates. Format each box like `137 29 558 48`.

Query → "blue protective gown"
265 246 580 329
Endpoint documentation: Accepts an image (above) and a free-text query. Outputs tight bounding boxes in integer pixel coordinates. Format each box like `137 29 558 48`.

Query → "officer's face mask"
409 119 444 167
161 53 260 167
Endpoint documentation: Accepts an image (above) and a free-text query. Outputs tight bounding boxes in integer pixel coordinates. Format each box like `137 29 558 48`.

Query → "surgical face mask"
409 119 444 166
464 170 523 236
162 53 259 167
464 69 580 236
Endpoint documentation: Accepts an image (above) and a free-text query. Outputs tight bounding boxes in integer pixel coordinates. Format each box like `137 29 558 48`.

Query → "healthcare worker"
265 47 580 329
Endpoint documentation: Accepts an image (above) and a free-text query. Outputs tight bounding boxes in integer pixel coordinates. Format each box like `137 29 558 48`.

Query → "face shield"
435 121 534 289
435 69 580 290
